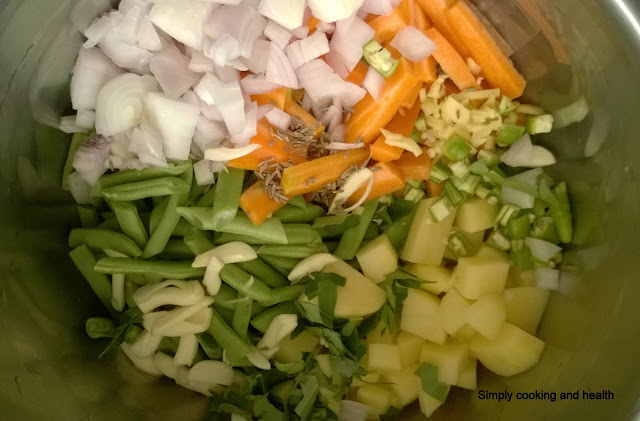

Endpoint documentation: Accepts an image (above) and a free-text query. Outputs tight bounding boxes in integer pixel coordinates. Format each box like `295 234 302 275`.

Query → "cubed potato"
397 332 424 367
457 358 477 390
357 384 391 416
464 293 506 340
475 244 509 260
451 324 477 342
404 263 452 295
383 364 421 408
369 344 402 373
419 341 470 386
470 322 545 377
356 234 398 284
452 255 510 300
325 260 386 319
366 322 398 345
504 287 550 334
418 387 450 417
275 330 319 363
454 197 498 232
351 371 381 387
401 198 457 266
440 289 472 335
400 289 447 344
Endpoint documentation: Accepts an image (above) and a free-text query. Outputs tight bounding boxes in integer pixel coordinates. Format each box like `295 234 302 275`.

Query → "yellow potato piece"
325 260 386 319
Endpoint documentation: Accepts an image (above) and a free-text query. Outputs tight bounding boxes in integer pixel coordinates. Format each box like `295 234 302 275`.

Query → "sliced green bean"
96 162 191 192
312 214 360 238
232 293 253 339
325 241 339 253
159 239 195 260
158 336 179 355
110 201 148 247
196 333 223 360
100 212 116 221
220 264 304 306
124 325 143 344
96 218 122 232
207 308 255 363
69 245 114 314
150 200 190 236
259 255 302 276
237 258 289 288
124 280 139 308
335 199 379 260
187 179 208 207
257 244 329 259
250 302 298 334
94 258 205 280
195 185 217 207
183 226 214 255
77 205 99 228
213 284 239 310
62 132 91 190
212 168 245 229
69 228 143 258
363 222 379 241
384 211 417 252
101 177 190 202
274 204 326 223
283 224 323 245
86 317 116 339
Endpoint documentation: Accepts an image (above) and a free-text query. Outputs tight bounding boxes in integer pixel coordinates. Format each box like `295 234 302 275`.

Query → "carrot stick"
281 149 370 197
345 59 421 144
250 87 288 110
369 0 412 43
284 99 325 138
394 148 432 181
412 57 438 83
417 0 470 59
370 99 422 162
345 61 369 85
426 180 444 197
239 181 288 226
370 138 404 162
411 0 433 30
227 119 304 171
425 27 477 90
346 162 406 206
445 1 526 98
400 84 422 110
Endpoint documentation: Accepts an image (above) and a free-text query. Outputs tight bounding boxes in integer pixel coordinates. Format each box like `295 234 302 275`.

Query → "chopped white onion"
264 20 292 49
360 0 395 15
340 400 370 421
120 342 162 376
175 366 222 397
148 0 213 50
174 334 199 367
193 242 258 267
229 101 258 146
72 134 110 185
67 171 94 204
143 92 200 160
137 16 165 51
130 329 163 359
296 59 366 108
509 168 543 185
330 124 347 142
133 280 205 313
150 45 200 99
501 185 535 209
195 73 246 134
257 314 298 351
206 5 267 58
98 31 153 73
194 159 216 185
203 256 225 296
289 26 309 40
188 360 235 386
71 47 124 110
153 352 179 379
83 16 115 48
204 144 261 161
59 116 87 134
530 146 556 167
111 273 126 312
288 253 339 283
116 5 144 45
246 350 272 370
193 116 228 150
206 34 241 68
329 168 375 214
265 107 292 131
189 50 215 73
501 134 556 168
320 102 342 132
129 124 167 168
143 297 214 337
525 237 562 262
362 65 384 101
75 109 96 129
535 268 560 291
258 0 306 31
330 16 374 73
241 39 271 74
325 141 365 151
390 26 437 62
240 74 282 95
266 43 299 88
317 21 336 34
308 0 365 23
285 31 330 69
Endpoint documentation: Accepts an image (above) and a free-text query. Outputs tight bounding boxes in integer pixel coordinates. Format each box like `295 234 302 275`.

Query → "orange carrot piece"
250 87 288 110
281 149 370 197
417 0 470 59
412 57 438 83
445 1 526 98
370 138 404 162
394 148 432 181
345 61 369 85
400 84 421 110
425 27 477 90
306 16 321 34
346 162 406 206
369 0 412 43
284 99 325 138
345 59 421 144
426 180 444 197
370 99 422 162
411 0 433 30
240 181 288 226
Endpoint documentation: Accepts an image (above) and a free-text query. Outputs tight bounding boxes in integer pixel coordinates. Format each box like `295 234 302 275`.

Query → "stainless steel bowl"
1 1 639 420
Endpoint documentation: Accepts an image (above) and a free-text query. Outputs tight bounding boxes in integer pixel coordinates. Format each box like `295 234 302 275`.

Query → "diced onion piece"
204 144 261 161
257 314 298 350
229 101 259 146
529 146 556 167
189 50 215 73
195 73 246 134
111 273 125 312
143 298 214 337
130 329 163 359
116 5 144 45
150 45 200 99
525 237 562 262
340 400 370 421
203 256 225 296
266 43 299 88
59 116 87 134
71 47 124 111
67 171 94 204
205 4 267 59
130 124 167 168
194 159 216 186
241 39 271 74
83 16 115 48
193 116 228 151
137 16 164 51
535 268 560 291
72 134 110 185
120 343 162 376
98 31 153 73
95 73 156 137
206 34 241 67
258 0 306 30
329 16 374 73
501 134 556 168
381 129 423 157
153 352 179 379
265 107 292 131
285 31 330 69
188 360 235 386
501 185 535 209
324 141 365 151
360 0 395 15
143 92 200 160
264 20 292 49
308 0 365 23
296 59 366 108
133 280 205 313
390 26 437 62
288 253 339 283
240 73 282 95
75 109 96 129
174 334 199 367
148 0 212 49
329 168 375 214
362 65 384 101
193 242 258 267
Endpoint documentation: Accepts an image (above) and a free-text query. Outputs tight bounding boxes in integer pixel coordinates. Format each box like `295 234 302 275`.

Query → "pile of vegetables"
60 0 574 420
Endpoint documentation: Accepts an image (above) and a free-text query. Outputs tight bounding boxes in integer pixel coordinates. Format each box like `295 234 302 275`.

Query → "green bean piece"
363 222 379 241
211 168 245 229
101 177 190 202
183 226 214 255
62 132 91 190
172 219 192 237
257 244 329 259
96 162 191 192
94 258 205 279
259 255 302 276
283 224 323 245
187 179 208 207
325 241 339 253
78 205 99 228
195 185 217 207
213 284 239 310
237 258 289 288
274 204 326 223
334 199 379 260
158 336 179 355
220 264 305 306
69 245 114 314
384 213 416 252
100 212 116 221
250 302 298 333
69 228 143 258
312 214 360 238
124 280 139 309
159 239 196 260
85 317 116 339
96 218 122 232
124 325 143 344
207 308 255 363
232 293 253 339
196 333 223 360
110 201 148 247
